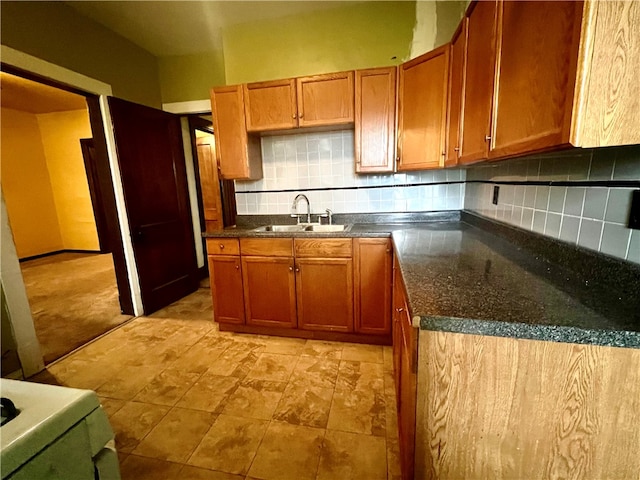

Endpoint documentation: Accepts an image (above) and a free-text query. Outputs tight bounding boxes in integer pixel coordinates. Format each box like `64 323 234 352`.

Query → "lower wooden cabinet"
355 238 392 335
208 254 244 325
206 236 392 343
296 257 354 333
393 258 418 480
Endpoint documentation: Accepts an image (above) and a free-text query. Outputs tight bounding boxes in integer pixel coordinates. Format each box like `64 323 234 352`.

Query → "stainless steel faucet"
291 194 311 224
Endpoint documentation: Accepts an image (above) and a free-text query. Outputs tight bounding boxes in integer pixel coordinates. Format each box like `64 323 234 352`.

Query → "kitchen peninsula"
204 210 640 479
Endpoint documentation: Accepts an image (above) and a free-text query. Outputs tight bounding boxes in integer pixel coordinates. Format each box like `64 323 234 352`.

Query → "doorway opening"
0 71 132 364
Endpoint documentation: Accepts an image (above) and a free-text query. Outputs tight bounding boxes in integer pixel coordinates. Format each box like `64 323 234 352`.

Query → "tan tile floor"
30 288 401 480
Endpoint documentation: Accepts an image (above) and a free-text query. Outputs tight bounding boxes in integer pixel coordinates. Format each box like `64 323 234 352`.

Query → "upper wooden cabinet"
355 67 397 173
243 71 355 132
458 0 498 165
445 19 467 168
243 79 297 132
397 44 450 171
296 71 354 128
210 85 262 180
490 0 583 158
195 136 223 231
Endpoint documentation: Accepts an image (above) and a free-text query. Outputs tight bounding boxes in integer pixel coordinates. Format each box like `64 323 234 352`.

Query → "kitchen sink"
252 224 352 233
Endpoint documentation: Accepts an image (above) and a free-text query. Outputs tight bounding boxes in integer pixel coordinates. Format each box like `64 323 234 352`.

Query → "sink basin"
253 225 307 232
252 224 351 233
304 224 351 232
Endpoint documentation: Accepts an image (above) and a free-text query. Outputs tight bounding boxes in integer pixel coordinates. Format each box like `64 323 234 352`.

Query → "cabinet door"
397 44 450 171
296 72 354 127
244 79 298 132
296 258 354 332
459 0 498 165
355 67 397 173
208 255 244 324
196 136 223 231
445 19 468 167
354 238 392 335
399 305 417 480
241 256 297 328
490 1 583 158
392 261 404 400
210 85 262 180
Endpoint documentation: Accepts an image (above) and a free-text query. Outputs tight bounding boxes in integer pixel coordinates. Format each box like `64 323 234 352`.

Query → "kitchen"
2 1 640 479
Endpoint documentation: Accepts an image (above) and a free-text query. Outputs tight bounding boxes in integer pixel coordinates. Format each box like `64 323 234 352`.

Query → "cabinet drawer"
294 238 352 258
240 238 293 257
206 238 240 255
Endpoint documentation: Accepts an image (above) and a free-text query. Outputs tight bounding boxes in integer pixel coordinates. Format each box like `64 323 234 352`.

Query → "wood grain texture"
195 137 223 227
241 255 297 329
397 44 450 171
296 71 354 128
240 238 293 257
415 330 640 480
490 1 583 159
205 238 240 256
208 255 244 325
353 238 392 335
244 79 298 132
445 20 467 168
458 0 497 165
355 67 397 173
294 238 352 258
572 1 640 147
295 257 354 333
210 86 262 180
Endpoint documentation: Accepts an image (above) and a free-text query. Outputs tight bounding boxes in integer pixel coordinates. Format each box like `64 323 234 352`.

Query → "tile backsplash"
464 146 640 264
233 130 639 265
235 130 466 216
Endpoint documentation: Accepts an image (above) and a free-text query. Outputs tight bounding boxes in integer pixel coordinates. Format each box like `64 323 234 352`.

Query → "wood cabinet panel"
415 330 640 479
208 255 244 324
354 238 392 335
294 238 352 258
196 137 223 230
210 85 262 180
240 238 293 257
572 1 640 147
399 305 417 480
244 79 298 132
445 20 467 167
459 0 498 165
296 257 354 333
490 0 583 158
242 256 297 328
206 238 240 256
397 44 450 171
296 72 354 127
355 67 397 173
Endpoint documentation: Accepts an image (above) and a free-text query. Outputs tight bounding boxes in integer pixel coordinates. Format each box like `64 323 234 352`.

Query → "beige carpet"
21 252 134 364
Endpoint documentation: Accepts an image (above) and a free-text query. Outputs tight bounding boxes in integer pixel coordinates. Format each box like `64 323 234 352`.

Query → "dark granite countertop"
393 222 640 349
203 212 640 349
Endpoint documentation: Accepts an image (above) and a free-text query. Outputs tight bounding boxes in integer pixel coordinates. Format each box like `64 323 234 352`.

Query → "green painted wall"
0 1 161 108
222 1 416 85
158 51 226 104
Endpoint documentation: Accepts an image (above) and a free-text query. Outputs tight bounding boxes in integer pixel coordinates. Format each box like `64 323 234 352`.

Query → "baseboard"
19 249 103 263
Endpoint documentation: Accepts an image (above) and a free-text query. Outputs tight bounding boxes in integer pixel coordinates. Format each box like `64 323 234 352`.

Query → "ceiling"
0 73 87 114
65 1 364 57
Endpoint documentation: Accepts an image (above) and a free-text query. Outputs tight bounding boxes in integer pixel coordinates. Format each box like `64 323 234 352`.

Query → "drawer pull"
219 244 225 249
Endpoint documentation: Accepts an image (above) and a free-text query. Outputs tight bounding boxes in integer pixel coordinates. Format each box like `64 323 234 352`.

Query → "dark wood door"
108 97 198 314
79 138 111 253
295 258 354 333
242 256 297 328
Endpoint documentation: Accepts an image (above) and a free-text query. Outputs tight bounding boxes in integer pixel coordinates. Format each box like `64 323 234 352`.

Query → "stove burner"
1 397 19 426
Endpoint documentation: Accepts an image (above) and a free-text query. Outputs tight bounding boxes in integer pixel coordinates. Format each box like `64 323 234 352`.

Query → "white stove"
0 379 120 479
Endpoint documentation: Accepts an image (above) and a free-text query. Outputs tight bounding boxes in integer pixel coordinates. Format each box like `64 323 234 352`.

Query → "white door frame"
0 45 145 373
